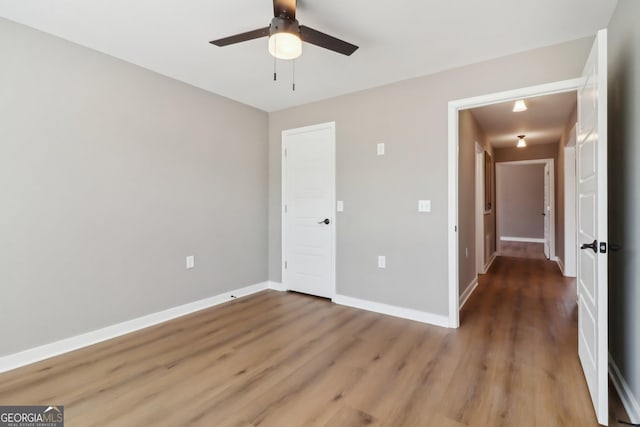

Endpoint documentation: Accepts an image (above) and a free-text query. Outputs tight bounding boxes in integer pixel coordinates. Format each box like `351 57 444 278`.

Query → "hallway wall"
496 164 545 240
494 143 559 256
607 0 640 420
458 110 493 297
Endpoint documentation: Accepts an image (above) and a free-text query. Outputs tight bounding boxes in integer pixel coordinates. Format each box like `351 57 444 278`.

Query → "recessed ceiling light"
517 134 527 148
513 100 528 112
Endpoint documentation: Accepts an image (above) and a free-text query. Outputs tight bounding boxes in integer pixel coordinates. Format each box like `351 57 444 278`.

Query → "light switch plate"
418 200 431 212
337 200 344 212
377 143 385 156
186 255 195 269
378 255 386 269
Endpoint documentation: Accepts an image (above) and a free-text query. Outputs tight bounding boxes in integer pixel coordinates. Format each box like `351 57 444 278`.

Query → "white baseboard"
267 281 286 291
556 258 565 275
609 353 640 423
459 277 479 309
483 253 496 273
500 236 545 243
0 281 270 374
332 294 450 328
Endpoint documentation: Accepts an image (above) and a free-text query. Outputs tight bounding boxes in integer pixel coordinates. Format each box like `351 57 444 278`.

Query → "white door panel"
577 29 608 426
282 122 336 299
544 163 550 259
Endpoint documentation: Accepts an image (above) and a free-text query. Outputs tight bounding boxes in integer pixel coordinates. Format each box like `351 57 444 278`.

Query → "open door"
543 162 551 259
577 29 608 425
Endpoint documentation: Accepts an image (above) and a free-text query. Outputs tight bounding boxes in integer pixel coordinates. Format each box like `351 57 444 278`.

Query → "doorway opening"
447 79 581 327
495 158 555 260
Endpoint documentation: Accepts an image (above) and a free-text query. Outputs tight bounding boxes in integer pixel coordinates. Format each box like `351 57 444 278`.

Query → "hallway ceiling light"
517 134 527 148
513 99 528 112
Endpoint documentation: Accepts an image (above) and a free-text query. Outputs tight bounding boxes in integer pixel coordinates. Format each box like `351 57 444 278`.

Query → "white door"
282 122 336 298
543 163 551 259
577 29 608 426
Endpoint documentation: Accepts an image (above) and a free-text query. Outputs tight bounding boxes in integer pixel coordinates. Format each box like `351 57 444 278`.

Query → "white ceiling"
0 0 617 112
470 91 577 148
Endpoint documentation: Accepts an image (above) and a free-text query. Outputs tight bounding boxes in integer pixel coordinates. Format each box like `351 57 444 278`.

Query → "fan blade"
273 0 296 19
210 27 270 47
299 26 358 56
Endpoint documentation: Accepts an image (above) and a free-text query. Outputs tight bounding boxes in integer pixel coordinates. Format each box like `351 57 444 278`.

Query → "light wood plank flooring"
0 257 630 426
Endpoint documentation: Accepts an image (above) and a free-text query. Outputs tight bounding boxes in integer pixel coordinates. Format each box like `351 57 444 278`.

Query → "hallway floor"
464 255 629 426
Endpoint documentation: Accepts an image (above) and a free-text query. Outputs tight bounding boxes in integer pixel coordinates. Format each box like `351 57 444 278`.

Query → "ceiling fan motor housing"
270 16 300 37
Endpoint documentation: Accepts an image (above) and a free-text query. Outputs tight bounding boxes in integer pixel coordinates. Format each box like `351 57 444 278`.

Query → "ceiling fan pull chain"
292 58 296 91
273 37 277 81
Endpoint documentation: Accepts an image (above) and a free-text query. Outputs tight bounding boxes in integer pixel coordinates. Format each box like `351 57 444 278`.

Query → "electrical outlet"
378 255 386 269
377 143 385 156
186 255 195 269
337 200 344 212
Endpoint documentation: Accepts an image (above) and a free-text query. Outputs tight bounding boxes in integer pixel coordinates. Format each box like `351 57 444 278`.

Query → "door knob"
318 218 330 225
580 240 598 253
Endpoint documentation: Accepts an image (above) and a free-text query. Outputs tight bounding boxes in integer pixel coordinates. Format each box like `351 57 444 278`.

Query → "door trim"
447 78 581 327
563 127 577 277
495 159 555 260
475 142 486 274
281 121 337 298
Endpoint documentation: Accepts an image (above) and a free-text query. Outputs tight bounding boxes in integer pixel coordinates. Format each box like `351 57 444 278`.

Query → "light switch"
377 143 385 156
186 255 195 269
378 255 386 269
418 200 431 212
337 200 344 212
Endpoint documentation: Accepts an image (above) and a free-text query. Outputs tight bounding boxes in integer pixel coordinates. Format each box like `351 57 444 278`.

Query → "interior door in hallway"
282 122 336 299
577 29 608 426
543 162 550 258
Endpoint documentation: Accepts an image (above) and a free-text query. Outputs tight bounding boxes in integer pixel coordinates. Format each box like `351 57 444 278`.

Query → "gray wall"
494 143 560 253
497 164 545 239
0 19 269 356
458 110 494 296
608 0 640 414
269 38 593 316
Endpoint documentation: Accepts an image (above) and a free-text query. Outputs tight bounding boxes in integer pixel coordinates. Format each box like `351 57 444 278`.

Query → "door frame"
494 159 555 259
447 78 581 327
475 142 486 274
563 124 578 278
281 121 337 298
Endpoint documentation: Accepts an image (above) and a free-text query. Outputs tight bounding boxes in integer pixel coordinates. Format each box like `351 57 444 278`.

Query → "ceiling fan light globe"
268 33 302 59
517 139 527 148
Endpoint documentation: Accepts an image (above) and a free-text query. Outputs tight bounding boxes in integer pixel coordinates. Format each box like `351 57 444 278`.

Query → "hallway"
460 255 628 425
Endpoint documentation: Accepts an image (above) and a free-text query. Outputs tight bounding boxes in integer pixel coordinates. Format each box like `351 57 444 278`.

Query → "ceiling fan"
209 0 359 60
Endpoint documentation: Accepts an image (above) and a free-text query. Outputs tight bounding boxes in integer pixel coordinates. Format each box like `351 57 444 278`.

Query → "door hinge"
284 204 288 213
454 225 457 232
284 260 288 269
284 148 287 157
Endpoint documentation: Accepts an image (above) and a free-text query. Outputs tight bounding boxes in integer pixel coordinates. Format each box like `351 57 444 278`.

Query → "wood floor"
0 257 630 426
498 241 547 259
